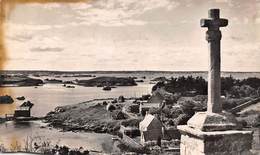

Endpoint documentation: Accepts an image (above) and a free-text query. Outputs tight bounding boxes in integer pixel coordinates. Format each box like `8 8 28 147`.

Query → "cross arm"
200 19 211 28
219 18 228 27
200 18 228 29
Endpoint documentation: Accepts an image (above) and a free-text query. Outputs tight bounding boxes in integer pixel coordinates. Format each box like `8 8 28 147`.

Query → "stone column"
177 9 253 155
207 28 222 113
204 8 226 113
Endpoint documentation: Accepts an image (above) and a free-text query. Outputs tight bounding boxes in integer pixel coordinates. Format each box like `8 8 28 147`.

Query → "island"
76 76 137 87
0 74 43 87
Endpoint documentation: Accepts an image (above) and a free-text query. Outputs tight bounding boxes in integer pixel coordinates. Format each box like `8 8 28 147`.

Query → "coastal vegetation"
152 75 260 127
152 75 260 98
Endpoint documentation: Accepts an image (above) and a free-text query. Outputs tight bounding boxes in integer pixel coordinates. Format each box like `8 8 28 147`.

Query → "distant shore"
1 70 260 75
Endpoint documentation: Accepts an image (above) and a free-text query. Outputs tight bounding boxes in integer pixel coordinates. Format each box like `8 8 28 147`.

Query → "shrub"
237 110 260 127
229 85 257 98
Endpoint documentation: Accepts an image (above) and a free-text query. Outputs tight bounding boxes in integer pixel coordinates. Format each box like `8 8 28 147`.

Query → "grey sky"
4 0 260 71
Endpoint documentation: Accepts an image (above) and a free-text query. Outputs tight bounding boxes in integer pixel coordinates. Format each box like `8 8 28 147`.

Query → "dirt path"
239 102 260 113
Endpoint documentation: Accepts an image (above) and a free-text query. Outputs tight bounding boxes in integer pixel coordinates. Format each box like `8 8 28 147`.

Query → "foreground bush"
237 110 260 127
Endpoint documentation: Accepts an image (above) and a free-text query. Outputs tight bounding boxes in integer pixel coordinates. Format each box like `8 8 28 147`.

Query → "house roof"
141 102 160 108
139 114 161 131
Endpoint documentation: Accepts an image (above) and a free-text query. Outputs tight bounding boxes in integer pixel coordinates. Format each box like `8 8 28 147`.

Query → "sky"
3 0 260 71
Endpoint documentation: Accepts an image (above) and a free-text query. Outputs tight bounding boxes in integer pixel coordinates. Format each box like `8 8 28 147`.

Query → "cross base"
177 125 253 155
187 112 241 132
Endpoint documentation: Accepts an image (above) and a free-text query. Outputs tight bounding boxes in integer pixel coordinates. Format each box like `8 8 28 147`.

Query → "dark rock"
102 101 108 105
103 86 112 91
0 95 14 104
16 96 25 100
66 85 75 88
118 96 125 103
44 78 63 83
106 103 116 111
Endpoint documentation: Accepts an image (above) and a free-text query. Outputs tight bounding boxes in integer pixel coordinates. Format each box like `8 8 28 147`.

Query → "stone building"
14 106 31 118
14 101 34 118
139 114 163 145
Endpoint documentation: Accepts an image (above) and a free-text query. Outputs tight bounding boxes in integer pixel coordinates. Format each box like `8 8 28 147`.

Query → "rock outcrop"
0 95 14 104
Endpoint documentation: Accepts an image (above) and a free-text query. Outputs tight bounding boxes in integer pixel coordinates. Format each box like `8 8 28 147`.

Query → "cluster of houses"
113 90 181 153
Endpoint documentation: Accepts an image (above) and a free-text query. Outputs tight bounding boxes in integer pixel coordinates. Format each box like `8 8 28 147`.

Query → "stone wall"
180 130 253 155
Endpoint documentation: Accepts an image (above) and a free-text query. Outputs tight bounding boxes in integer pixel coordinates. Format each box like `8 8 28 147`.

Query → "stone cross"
201 9 228 113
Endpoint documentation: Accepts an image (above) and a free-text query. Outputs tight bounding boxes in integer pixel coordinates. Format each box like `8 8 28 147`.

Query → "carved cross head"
200 9 228 30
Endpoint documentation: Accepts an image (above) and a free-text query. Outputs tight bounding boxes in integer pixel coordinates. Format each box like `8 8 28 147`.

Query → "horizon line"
1 69 260 73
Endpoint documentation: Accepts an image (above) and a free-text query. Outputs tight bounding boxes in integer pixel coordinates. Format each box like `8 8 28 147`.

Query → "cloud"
28 36 65 53
70 0 179 26
30 47 64 52
7 1 178 28
6 57 38 61
5 1 260 72
6 23 53 31
6 34 32 42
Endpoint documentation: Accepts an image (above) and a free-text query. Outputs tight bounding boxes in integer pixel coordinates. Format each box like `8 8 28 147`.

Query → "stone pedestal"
177 125 253 155
187 112 240 131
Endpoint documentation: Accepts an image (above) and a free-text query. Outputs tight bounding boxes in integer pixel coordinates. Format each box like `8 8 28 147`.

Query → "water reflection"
13 121 32 129
0 88 15 115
